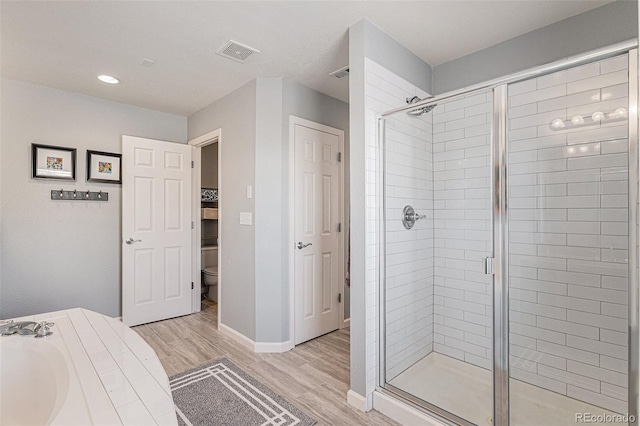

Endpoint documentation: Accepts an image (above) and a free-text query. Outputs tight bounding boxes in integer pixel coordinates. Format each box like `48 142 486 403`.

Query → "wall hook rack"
51 189 109 201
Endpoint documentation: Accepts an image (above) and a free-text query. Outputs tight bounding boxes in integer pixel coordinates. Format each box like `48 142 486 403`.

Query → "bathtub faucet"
0 320 54 337
34 321 54 338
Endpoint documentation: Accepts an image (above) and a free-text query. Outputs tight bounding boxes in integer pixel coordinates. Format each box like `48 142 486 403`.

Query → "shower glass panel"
506 53 632 425
382 91 494 424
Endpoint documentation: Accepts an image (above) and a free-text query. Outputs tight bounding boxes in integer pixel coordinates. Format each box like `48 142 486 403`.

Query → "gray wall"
348 18 368 398
363 20 432 95
433 0 638 94
255 77 286 342
188 80 258 340
0 78 187 319
189 77 349 344
282 78 351 323
201 143 218 189
254 77 350 343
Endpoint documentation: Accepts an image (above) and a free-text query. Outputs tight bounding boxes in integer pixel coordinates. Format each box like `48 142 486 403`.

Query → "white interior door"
122 135 192 326
294 122 342 345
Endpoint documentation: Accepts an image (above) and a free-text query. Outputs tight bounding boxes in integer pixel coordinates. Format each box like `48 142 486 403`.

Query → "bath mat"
170 358 316 426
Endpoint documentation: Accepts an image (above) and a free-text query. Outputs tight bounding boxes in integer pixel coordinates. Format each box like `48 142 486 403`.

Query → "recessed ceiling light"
98 75 119 84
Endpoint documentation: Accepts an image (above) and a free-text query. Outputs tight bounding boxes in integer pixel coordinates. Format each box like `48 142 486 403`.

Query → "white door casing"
122 135 193 326
293 119 343 345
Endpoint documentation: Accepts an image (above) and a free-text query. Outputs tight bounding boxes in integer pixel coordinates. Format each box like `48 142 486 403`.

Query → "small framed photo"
32 143 77 180
87 150 122 184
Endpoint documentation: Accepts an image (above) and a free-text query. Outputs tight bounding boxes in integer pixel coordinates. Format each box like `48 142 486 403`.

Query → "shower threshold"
389 353 620 426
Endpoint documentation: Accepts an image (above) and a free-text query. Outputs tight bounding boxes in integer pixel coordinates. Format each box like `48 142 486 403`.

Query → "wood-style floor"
133 300 398 426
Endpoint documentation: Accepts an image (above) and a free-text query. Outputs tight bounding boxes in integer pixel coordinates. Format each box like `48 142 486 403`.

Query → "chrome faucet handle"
1 320 18 336
0 320 17 336
34 321 54 338
1 320 38 336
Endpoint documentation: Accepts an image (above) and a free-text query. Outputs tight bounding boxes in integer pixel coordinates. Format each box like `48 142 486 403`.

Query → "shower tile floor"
389 353 620 426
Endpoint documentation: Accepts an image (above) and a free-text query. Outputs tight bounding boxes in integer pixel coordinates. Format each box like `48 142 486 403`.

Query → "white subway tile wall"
432 91 494 370
507 53 629 414
364 58 432 391
384 103 434 380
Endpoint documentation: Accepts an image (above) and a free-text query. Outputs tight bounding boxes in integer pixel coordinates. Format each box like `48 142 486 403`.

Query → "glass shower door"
379 47 638 426
506 53 634 425
382 90 495 425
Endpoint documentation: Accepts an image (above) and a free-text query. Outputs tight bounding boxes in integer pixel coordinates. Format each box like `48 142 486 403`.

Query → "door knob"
125 238 142 245
297 242 312 249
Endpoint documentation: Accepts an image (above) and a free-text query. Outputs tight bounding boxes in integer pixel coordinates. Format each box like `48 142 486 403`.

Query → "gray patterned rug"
170 358 316 426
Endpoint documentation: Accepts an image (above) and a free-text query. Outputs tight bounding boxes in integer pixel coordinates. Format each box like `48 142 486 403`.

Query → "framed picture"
32 143 77 180
87 150 122 184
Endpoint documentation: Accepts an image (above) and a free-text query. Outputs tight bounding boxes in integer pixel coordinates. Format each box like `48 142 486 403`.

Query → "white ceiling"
1 1 614 116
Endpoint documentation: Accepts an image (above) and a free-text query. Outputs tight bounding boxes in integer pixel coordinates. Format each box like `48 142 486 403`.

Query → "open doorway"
189 129 222 327
200 142 219 302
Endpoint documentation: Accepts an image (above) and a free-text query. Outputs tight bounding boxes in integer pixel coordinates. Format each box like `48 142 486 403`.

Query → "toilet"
201 245 218 302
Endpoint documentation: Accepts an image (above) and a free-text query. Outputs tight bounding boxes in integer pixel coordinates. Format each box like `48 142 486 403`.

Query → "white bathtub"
0 317 92 425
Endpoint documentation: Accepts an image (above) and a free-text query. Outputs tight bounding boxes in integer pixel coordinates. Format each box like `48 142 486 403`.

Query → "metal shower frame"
377 39 639 426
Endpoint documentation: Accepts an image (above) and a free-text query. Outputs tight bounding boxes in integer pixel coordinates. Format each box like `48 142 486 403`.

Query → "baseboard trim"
218 323 294 353
342 318 351 328
347 390 368 412
218 322 255 351
254 340 294 353
373 390 446 426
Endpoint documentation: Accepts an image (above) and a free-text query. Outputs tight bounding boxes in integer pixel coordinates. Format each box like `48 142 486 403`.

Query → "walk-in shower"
378 43 638 426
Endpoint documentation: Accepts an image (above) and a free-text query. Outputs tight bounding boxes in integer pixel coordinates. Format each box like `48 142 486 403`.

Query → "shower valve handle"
404 210 426 221
402 205 425 230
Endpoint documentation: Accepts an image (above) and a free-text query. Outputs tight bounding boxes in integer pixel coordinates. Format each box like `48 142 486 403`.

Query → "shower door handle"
483 257 495 275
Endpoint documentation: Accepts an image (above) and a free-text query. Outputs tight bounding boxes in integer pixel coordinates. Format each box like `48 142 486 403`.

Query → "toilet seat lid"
203 266 218 276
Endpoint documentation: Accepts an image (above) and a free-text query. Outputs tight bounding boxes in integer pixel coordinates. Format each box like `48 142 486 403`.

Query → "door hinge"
338 293 342 303
191 221 194 229
191 160 194 168
338 223 341 232
337 152 342 162
191 282 194 290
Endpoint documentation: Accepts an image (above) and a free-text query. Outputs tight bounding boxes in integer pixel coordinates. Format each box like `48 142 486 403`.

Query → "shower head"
408 104 437 116
406 96 437 116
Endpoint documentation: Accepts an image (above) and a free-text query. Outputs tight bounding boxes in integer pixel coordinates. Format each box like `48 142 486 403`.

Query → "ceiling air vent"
329 65 349 79
216 40 260 63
